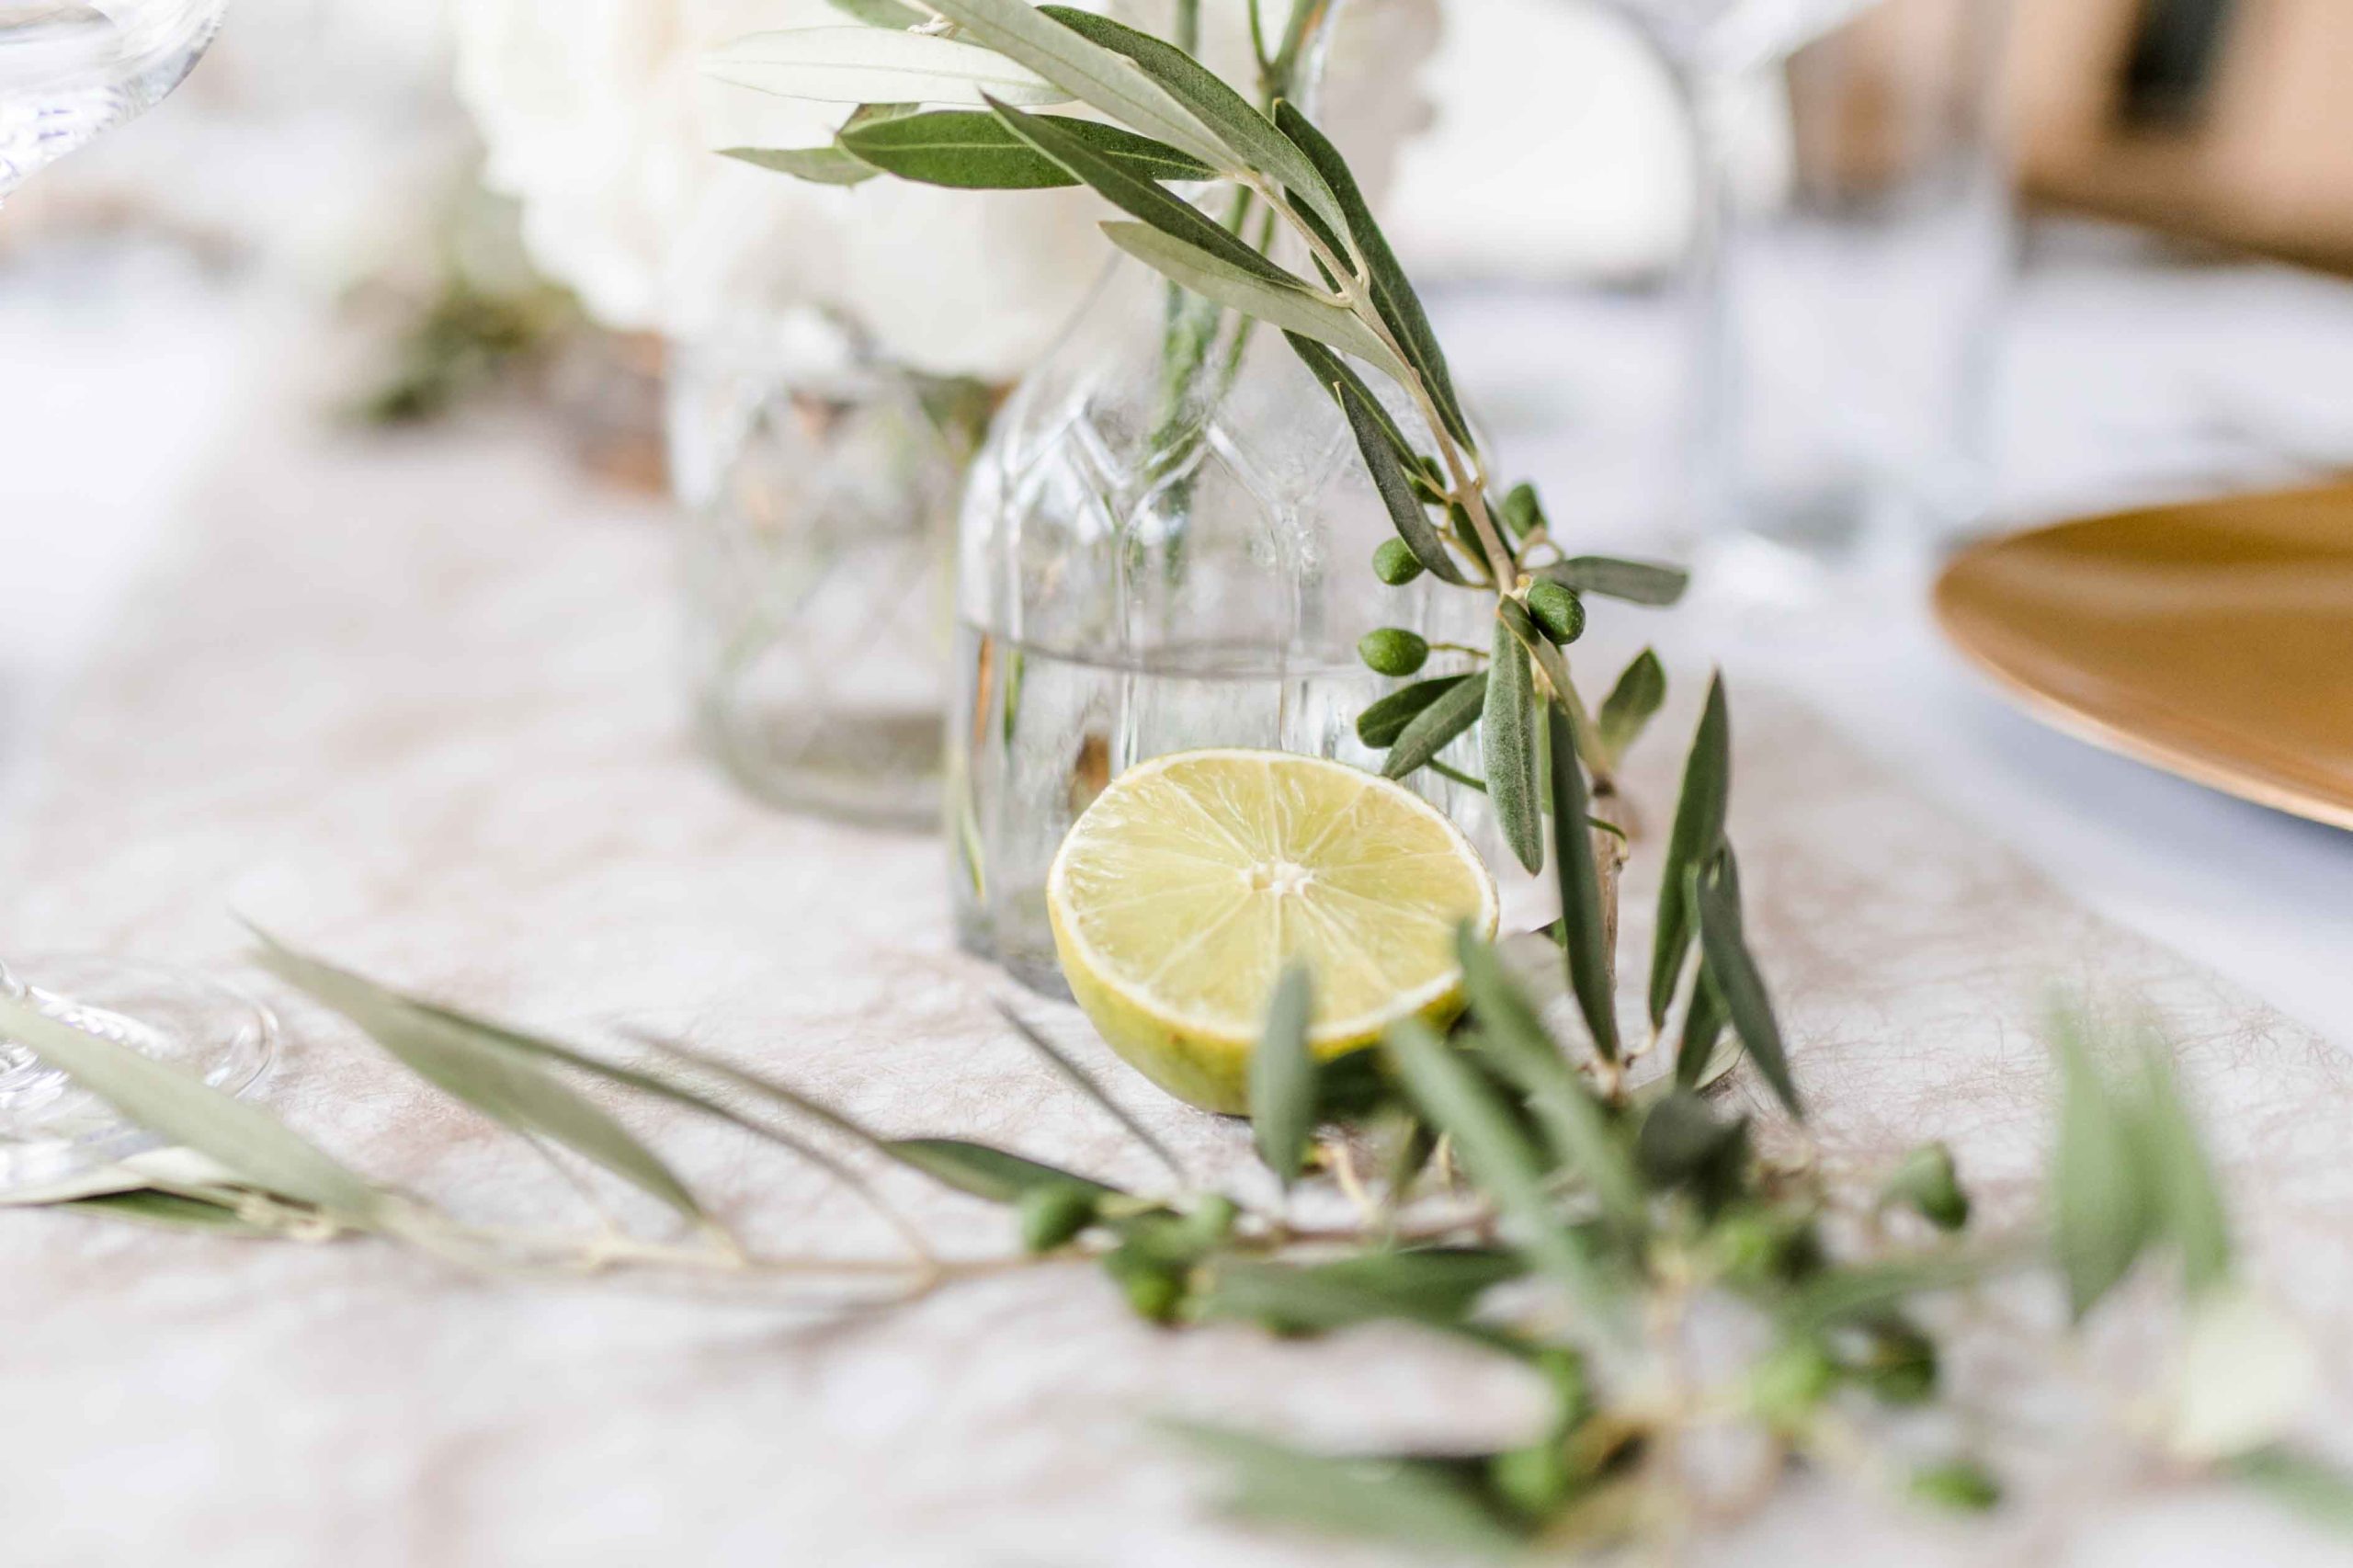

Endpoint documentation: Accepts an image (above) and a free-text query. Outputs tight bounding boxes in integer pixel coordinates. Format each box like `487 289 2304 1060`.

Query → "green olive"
1372 538 1426 586
1526 580 1587 645
1358 628 1431 677
1017 1184 1098 1254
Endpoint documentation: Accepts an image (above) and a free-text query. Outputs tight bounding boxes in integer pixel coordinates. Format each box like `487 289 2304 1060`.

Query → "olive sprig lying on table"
4 690 2345 1557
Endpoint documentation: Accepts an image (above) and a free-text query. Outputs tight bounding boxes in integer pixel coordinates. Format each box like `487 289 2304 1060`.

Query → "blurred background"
4 0 2350 1023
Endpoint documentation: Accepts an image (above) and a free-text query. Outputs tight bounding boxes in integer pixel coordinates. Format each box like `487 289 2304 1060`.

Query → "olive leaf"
1650 673 1731 1028
1357 675 1477 750
1385 1017 1617 1323
1691 850 1803 1120
1334 376 1470 586
1038 6 1344 233
0 990 388 1224
2232 1449 2353 1536
721 143 880 186
1539 556 1690 608
255 940 711 1229
886 1138 1119 1204
705 27 1072 108
995 1001 1186 1183
1249 963 1317 1189
1779 1249 2018 1334
1273 101 1473 449
840 109 1213 189
627 1028 1102 1213
1164 1421 1528 1559
1383 672 1487 781
1102 221 1404 374
2048 1008 2155 1320
1482 615 1544 874
1675 963 1730 1090
1596 650 1666 767
918 0 1225 166
1546 704 1620 1063
1455 933 1643 1237
2130 1028 2232 1296
60 1188 288 1238
1203 1255 1528 1352
1286 333 1431 491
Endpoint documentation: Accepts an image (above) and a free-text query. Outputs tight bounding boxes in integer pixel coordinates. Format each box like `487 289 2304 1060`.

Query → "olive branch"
3 4 2348 1558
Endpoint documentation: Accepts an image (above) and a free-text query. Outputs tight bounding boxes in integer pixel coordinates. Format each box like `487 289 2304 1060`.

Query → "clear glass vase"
949 259 1529 993
670 336 989 829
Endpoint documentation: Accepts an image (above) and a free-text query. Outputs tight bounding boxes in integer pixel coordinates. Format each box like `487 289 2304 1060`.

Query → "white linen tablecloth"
0 299 2349 1563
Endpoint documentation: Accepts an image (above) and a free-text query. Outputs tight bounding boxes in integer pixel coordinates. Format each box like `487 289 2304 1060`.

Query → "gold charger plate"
1934 483 2353 831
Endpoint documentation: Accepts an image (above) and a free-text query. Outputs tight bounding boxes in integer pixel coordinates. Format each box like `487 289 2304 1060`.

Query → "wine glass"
0 0 274 1195
1 0 223 197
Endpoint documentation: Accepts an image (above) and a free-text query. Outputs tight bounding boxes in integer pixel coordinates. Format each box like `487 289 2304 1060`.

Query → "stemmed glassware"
0 0 275 1193
1608 0 2012 583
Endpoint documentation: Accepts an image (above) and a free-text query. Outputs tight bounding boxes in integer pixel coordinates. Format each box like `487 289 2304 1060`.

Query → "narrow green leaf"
994 1001 1187 1182
885 1137 1118 1204
1545 705 1620 1063
705 27 1071 108
840 109 1212 189
721 143 880 187
60 1188 284 1238
1649 673 1732 1028
2131 1029 2232 1295
2048 1008 2154 1319
1456 933 1643 1236
1203 1254 1526 1352
0 991 387 1223
1272 1248 1529 1316
1383 672 1487 780
1494 597 1564 693
1102 220 1403 376
986 96 1290 282
1164 1421 1526 1559
1250 963 1317 1189
2233 1449 2353 1536
1674 965 1729 1091
1635 1092 1747 1195
826 0 927 24
255 941 710 1227
919 0 1225 166
1273 100 1473 449
1357 675 1475 750
629 1027 1120 1217
1335 375 1468 586
1597 650 1667 767
1500 483 1545 540
1780 1248 2019 1333
1483 616 1543 874
1284 333 1428 487
1038 7 1344 233
1692 850 1803 1120
1540 556 1690 608
1384 1017 1618 1323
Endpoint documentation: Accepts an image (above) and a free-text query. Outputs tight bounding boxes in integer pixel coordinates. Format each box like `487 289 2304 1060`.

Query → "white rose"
453 0 1438 379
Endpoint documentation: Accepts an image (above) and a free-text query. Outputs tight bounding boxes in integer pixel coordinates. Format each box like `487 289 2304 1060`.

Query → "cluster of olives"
1359 540 1586 679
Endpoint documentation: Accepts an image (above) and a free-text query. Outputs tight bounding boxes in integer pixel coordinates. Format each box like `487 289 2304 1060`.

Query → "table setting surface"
2 324 2350 1566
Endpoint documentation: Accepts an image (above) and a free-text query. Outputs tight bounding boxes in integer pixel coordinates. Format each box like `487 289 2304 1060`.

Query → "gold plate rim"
1932 484 2353 835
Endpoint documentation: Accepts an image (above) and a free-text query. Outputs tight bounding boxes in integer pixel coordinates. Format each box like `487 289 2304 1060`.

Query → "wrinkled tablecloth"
1 374 2347 1568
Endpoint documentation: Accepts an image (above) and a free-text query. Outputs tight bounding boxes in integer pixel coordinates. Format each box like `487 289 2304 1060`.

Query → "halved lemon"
1047 749 1498 1114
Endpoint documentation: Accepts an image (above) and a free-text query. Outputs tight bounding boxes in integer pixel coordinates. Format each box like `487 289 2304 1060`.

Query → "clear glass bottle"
948 256 1523 992
671 334 990 829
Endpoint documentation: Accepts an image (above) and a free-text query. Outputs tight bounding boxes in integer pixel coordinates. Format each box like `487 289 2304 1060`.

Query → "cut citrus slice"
1048 749 1498 1114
